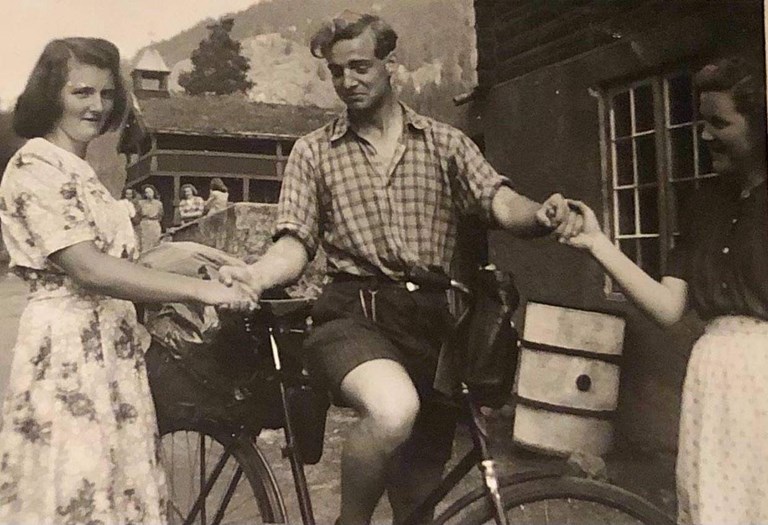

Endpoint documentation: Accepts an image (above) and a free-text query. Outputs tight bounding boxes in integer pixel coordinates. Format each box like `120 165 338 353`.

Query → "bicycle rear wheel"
434 475 675 525
161 424 287 524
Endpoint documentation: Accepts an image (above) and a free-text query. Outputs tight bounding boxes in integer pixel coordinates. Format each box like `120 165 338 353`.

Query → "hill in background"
135 0 476 125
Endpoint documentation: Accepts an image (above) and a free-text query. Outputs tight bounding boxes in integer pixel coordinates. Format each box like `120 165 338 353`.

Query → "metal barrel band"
520 339 622 366
515 394 616 420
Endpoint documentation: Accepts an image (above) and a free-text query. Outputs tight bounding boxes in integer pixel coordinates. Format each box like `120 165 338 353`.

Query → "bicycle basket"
453 268 520 408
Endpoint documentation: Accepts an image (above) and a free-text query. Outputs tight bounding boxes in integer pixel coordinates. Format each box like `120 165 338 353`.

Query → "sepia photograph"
0 1 766 524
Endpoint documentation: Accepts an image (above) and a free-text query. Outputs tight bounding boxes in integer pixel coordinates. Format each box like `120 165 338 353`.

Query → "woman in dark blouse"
566 56 767 525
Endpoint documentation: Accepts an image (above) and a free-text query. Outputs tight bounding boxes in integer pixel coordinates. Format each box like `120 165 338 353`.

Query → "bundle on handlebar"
422 264 521 408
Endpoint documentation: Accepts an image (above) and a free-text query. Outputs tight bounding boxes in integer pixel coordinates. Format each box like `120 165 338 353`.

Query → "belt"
329 273 410 323
329 273 408 289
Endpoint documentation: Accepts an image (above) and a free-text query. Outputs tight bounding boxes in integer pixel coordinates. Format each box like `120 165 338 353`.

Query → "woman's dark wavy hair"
310 12 397 60
695 54 767 132
181 183 199 196
209 177 228 192
13 37 127 139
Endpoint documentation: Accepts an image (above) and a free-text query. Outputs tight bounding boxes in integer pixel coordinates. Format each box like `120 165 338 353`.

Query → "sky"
0 0 263 109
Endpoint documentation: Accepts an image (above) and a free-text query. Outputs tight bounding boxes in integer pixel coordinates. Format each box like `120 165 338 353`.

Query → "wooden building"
120 51 337 228
470 0 764 449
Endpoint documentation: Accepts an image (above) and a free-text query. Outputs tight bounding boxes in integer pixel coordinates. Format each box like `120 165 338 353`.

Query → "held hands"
217 265 264 309
559 199 604 251
197 279 256 311
535 193 584 240
535 194 604 250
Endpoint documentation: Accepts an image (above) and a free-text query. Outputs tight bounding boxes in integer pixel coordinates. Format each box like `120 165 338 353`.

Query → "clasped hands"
535 193 601 249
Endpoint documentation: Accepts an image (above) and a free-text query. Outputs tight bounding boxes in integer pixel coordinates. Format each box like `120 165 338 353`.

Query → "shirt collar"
329 102 431 142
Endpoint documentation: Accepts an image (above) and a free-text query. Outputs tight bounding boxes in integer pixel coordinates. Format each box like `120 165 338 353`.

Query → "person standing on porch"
136 183 163 251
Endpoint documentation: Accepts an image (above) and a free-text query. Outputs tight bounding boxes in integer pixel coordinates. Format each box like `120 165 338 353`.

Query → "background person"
118 186 139 222
178 182 205 224
564 55 767 525
218 12 582 525
204 176 229 215
136 183 163 251
0 37 250 524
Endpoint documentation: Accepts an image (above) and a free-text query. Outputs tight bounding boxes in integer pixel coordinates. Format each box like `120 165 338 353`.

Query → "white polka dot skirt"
677 316 768 525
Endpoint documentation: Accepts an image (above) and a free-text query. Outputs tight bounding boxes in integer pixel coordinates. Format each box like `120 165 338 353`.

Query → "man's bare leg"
337 359 420 525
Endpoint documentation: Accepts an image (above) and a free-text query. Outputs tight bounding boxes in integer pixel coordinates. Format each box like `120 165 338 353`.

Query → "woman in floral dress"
0 38 251 524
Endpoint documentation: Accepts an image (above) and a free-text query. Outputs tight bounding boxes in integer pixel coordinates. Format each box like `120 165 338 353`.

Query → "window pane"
636 134 657 185
697 129 713 174
614 139 634 186
639 239 661 279
612 91 631 138
638 186 659 234
667 73 693 125
634 84 655 132
617 189 636 235
669 180 696 234
619 238 638 264
670 126 694 180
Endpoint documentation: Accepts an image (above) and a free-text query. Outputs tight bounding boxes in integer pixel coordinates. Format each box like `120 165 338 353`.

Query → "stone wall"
167 202 326 298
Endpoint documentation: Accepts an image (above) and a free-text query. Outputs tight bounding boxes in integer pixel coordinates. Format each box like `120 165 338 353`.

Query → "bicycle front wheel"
435 475 675 525
161 424 287 524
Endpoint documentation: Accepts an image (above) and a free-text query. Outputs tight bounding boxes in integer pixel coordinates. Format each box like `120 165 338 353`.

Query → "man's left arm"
492 186 575 238
451 130 578 239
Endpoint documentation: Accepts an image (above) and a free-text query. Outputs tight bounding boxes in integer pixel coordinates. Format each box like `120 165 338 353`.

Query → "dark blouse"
666 177 768 321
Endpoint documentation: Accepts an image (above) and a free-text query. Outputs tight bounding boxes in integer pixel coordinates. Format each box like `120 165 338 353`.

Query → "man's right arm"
219 235 309 300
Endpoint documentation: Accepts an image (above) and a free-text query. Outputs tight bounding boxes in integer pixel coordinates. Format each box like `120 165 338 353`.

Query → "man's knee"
341 359 421 451
365 393 420 450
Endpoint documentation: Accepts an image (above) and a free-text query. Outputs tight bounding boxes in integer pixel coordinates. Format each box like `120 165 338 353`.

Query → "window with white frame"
604 70 716 291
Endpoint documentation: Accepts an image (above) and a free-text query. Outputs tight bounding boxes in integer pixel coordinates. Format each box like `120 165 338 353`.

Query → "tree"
179 17 254 96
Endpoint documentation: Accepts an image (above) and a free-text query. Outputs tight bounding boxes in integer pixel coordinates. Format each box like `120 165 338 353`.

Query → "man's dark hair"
13 37 128 139
310 11 397 60
695 54 766 132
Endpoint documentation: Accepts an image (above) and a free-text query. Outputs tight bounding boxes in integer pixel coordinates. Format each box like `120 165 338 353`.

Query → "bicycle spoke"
162 428 279 525
211 467 244 525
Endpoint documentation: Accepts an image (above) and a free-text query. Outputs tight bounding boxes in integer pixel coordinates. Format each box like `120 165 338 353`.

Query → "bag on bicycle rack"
144 304 283 433
144 295 330 464
437 267 520 408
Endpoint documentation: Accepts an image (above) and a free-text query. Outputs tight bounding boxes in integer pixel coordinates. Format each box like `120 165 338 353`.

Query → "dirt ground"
0 273 676 523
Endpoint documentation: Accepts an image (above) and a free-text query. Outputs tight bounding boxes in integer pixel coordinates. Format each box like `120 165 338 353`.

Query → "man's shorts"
303 274 457 463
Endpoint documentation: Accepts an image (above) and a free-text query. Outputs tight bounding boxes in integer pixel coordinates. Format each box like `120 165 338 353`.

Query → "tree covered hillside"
135 0 476 124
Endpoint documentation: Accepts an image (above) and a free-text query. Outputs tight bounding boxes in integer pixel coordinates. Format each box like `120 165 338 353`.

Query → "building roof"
134 48 171 73
133 95 339 139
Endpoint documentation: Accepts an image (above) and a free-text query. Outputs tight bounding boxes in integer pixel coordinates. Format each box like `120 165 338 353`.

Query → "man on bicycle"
219 11 581 525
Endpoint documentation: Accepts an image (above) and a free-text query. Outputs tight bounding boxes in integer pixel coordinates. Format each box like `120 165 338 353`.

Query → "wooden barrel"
513 302 625 456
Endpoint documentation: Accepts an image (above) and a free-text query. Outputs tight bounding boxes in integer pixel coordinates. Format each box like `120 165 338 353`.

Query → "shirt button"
721 281 728 290
722 247 730 254
732 218 738 224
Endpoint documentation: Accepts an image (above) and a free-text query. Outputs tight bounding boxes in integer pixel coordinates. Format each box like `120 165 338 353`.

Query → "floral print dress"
0 138 167 524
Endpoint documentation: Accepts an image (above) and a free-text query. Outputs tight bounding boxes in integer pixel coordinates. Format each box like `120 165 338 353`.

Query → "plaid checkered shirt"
274 104 513 279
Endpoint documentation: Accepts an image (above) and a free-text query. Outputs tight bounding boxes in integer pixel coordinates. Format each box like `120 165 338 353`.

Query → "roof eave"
147 127 303 140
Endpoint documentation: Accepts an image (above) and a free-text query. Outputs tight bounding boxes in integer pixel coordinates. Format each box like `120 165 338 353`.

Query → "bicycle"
146 267 676 525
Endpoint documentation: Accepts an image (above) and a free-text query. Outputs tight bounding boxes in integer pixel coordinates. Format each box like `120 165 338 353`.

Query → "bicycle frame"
260 271 512 525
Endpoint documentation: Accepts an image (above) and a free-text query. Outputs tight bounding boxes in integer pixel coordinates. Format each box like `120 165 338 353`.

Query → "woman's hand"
559 200 605 250
196 280 256 311
218 265 263 303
